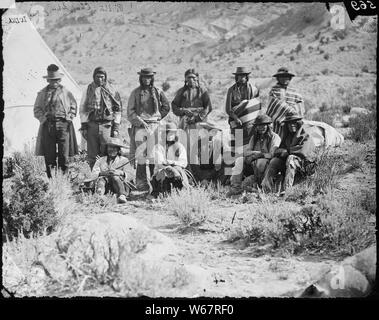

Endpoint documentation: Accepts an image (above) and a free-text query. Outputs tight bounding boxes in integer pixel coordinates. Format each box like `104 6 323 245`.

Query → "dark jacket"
279 121 316 162
172 85 212 122
127 86 170 127
34 85 78 157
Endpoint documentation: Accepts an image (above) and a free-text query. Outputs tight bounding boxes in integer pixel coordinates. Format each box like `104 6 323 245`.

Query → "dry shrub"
48 169 77 223
348 107 376 142
228 190 375 255
309 110 335 126
165 186 211 227
116 258 190 297
304 147 344 195
3 155 57 240
76 191 117 213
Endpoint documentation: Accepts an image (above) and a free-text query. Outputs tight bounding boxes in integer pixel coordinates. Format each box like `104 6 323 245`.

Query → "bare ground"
108 139 376 297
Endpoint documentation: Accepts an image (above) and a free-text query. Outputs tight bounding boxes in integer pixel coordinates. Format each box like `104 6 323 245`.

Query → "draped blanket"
266 97 344 148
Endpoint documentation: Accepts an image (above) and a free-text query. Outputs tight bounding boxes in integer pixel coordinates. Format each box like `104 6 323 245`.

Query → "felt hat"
273 67 295 78
254 114 273 125
282 113 303 123
233 66 251 75
138 68 156 76
105 137 128 148
43 64 64 80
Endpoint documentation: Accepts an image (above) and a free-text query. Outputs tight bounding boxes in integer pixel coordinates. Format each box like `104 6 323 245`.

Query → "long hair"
250 125 274 151
139 75 155 87
234 74 249 83
280 120 304 140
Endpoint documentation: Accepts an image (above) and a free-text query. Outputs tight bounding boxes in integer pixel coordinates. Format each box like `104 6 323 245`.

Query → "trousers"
230 157 269 188
87 120 112 169
95 175 130 197
261 155 302 192
42 119 70 178
130 122 160 191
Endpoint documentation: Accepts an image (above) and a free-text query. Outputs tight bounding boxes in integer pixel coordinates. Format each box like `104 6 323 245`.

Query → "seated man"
91 137 131 203
150 122 189 197
226 114 281 197
262 112 316 195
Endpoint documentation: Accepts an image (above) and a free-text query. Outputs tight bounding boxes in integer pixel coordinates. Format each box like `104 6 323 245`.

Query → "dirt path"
109 140 376 297
113 202 338 297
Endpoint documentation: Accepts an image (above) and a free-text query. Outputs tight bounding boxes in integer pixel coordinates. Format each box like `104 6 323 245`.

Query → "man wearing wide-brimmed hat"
79 66 123 170
268 67 305 129
262 112 316 195
127 67 170 192
225 67 261 157
226 114 281 197
150 122 189 197
225 67 260 128
34 64 78 178
91 137 132 203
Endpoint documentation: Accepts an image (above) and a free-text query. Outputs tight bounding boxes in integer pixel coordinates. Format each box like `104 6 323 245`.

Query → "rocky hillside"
18 2 377 118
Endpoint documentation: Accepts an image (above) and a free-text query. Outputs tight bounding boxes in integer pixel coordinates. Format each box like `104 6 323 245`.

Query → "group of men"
33 63 316 202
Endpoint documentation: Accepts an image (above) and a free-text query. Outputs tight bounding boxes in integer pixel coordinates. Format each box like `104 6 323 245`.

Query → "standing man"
127 68 170 192
268 67 304 133
262 112 316 195
172 68 212 131
79 67 122 169
34 64 78 178
225 67 260 156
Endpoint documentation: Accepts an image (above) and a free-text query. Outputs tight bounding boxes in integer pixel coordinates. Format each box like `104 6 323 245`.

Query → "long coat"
34 85 78 156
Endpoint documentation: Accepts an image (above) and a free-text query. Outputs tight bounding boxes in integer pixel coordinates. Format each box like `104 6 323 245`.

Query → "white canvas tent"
2 9 84 157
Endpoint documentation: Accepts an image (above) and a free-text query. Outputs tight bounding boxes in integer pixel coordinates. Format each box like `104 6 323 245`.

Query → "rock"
2 250 25 290
306 108 319 116
341 115 351 126
350 107 369 115
299 245 376 297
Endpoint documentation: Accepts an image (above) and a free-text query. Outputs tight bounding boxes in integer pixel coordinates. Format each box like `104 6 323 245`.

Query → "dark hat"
233 67 251 75
138 68 156 76
184 68 199 78
282 113 303 123
254 114 272 125
273 67 295 78
105 137 127 148
43 64 64 80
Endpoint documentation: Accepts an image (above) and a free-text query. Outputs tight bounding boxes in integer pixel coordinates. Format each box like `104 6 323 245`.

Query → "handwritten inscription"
8 15 28 23
47 2 124 14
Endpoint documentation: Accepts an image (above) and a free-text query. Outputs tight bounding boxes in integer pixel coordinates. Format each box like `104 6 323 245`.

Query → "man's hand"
184 110 193 117
274 148 286 156
141 120 152 134
280 150 289 158
81 129 88 140
233 115 243 127
186 117 196 125
246 151 262 163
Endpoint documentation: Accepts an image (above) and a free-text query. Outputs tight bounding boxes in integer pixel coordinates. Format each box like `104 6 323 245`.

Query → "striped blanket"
266 96 296 134
229 97 261 129
266 97 344 147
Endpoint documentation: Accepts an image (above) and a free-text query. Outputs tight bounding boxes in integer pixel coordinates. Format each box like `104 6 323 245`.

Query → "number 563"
351 1 376 10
